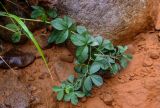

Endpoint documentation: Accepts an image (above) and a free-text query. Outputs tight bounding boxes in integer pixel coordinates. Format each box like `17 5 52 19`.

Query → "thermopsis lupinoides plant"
0 5 132 105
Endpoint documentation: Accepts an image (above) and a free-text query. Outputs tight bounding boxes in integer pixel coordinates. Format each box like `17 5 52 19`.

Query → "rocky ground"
0 28 160 108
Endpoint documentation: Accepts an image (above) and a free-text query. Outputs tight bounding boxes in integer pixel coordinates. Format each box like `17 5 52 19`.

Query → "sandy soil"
0 30 160 108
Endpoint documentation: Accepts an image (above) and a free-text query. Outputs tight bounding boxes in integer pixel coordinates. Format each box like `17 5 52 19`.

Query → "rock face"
57 0 160 43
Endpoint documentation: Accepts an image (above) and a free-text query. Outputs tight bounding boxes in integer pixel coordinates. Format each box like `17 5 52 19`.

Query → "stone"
34 28 51 50
143 58 153 67
126 44 136 54
0 49 35 69
0 73 30 108
155 4 160 30
149 51 159 59
54 61 75 81
103 94 113 105
56 0 160 43
59 53 74 63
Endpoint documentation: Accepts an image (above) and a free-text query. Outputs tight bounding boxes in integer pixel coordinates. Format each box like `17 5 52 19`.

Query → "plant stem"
0 25 16 33
20 18 51 24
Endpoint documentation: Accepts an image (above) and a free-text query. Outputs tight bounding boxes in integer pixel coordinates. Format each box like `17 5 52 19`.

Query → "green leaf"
12 32 21 43
5 23 19 31
51 18 66 30
64 93 72 102
74 78 82 90
77 26 87 34
4 12 49 81
53 86 63 92
123 54 132 61
70 34 86 46
65 85 74 94
118 46 128 54
84 76 92 91
76 46 88 63
103 40 114 50
120 57 128 68
71 94 78 105
31 6 47 21
91 75 103 87
91 36 103 46
57 90 64 101
110 64 120 74
89 62 101 74
48 30 61 44
74 65 82 73
95 36 103 45
68 75 74 83
64 16 73 28
55 30 69 44
75 91 85 98
47 9 57 18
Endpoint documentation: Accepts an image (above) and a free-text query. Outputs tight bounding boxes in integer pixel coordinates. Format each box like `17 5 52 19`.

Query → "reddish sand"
0 30 160 108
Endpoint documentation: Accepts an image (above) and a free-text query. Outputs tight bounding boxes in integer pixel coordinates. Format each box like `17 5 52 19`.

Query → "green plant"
31 6 57 22
0 5 132 105
51 16 132 105
0 3 57 81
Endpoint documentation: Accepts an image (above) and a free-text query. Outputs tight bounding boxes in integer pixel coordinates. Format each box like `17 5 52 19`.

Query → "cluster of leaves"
1 5 132 105
50 16 132 105
5 23 23 43
4 6 57 43
31 6 57 22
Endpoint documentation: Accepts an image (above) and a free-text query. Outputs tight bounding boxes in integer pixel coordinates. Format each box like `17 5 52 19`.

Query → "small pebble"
59 54 74 63
143 58 153 67
149 51 159 59
28 76 35 81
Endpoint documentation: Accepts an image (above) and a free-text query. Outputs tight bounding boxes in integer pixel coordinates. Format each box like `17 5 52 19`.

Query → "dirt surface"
0 29 160 108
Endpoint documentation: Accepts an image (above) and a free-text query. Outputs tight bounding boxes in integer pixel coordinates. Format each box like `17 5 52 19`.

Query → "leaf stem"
20 18 51 24
0 25 16 33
